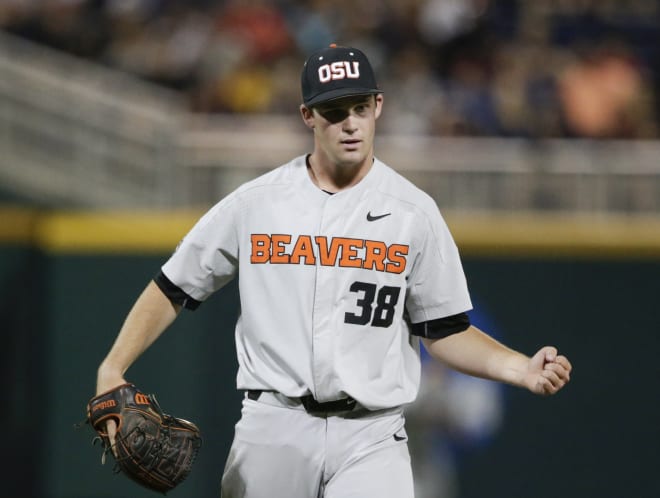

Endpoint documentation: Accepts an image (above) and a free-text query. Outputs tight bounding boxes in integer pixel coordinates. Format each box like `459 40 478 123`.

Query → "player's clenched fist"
525 346 572 395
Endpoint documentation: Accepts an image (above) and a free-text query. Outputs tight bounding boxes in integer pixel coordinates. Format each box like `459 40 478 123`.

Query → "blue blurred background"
1 1 659 498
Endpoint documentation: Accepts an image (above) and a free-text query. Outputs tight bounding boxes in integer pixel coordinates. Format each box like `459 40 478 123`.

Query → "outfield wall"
2 208 658 498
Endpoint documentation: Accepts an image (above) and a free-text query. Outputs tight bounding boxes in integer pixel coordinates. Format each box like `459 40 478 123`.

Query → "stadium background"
1 1 659 497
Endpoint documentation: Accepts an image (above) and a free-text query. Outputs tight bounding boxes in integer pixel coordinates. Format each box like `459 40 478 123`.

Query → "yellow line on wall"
446 212 660 258
2 207 660 258
30 210 200 254
39 210 203 254
0 207 38 243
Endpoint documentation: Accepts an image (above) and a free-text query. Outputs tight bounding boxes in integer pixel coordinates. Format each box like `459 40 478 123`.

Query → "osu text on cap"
318 61 360 83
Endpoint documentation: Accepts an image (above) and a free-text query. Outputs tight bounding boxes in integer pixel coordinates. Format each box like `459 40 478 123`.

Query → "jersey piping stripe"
154 270 202 310
410 312 471 339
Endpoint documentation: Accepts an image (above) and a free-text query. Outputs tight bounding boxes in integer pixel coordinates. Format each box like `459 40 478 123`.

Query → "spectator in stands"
2 0 659 138
558 41 657 138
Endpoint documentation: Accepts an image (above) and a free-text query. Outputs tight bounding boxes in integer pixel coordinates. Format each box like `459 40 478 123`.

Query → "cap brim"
304 88 383 107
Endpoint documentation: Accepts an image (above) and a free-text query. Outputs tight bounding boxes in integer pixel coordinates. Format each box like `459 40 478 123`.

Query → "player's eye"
318 107 349 123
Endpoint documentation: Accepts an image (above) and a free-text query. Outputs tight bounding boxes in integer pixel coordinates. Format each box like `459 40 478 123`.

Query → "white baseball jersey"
161 155 472 410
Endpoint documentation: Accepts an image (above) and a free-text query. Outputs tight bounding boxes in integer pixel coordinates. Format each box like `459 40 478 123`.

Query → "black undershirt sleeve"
410 312 471 339
153 270 202 310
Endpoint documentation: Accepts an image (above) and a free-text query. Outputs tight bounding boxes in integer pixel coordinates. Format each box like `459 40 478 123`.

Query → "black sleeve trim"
410 312 471 339
153 270 202 310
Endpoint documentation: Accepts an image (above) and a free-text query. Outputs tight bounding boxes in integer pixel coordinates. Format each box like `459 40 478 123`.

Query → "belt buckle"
301 395 357 414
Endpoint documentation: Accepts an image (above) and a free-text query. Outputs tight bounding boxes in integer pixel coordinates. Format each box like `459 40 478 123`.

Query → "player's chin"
336 146 367 165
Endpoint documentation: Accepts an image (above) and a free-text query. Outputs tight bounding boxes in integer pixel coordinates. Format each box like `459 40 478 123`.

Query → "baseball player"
96 44 572 497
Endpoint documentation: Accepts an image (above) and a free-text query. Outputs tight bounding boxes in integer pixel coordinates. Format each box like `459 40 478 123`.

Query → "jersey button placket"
311 194 343 402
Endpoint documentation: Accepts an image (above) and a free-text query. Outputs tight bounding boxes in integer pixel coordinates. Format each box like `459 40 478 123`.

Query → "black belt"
247 390 357 414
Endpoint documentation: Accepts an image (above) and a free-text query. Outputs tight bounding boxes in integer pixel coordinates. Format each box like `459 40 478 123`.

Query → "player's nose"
341 114 358 133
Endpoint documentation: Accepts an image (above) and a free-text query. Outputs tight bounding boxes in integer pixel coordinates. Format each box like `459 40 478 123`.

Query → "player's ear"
300 104 315 130
374 94 384 120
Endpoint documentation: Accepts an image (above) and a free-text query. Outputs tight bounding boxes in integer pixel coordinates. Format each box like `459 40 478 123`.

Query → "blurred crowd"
2 0 660 138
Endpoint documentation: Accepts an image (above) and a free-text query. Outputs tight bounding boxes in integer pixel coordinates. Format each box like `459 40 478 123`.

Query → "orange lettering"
251 234 271 263
251 234 409 275
315 236 342 266
338 238 364 268
271 234 292 264
91 399 117 412
363 240 387 271
290 235 316 265
134 393 150 405
386 244 409 274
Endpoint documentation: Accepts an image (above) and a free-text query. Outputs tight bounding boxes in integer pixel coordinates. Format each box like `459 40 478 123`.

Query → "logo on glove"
134 392 150 405
90 399 117 413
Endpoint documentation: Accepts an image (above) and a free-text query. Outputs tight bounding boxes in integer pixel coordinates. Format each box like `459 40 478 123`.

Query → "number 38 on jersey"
251 233 408 329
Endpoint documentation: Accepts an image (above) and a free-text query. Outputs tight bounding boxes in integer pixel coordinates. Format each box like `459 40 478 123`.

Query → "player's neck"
306 153 374 193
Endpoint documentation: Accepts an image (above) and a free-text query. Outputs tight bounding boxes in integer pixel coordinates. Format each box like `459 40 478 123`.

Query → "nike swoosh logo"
366 211 391 222
393 433 407 442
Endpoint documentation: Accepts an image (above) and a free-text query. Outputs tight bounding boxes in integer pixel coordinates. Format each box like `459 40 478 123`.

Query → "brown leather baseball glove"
86 383 202 494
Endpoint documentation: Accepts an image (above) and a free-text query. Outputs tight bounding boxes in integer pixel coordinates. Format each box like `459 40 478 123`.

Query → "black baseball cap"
301 44 382 107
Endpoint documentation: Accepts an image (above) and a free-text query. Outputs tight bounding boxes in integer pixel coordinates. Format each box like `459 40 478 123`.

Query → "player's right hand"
96 369 127 456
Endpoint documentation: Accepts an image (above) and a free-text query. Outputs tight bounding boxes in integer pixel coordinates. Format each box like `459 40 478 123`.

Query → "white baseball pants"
220 393 414 498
